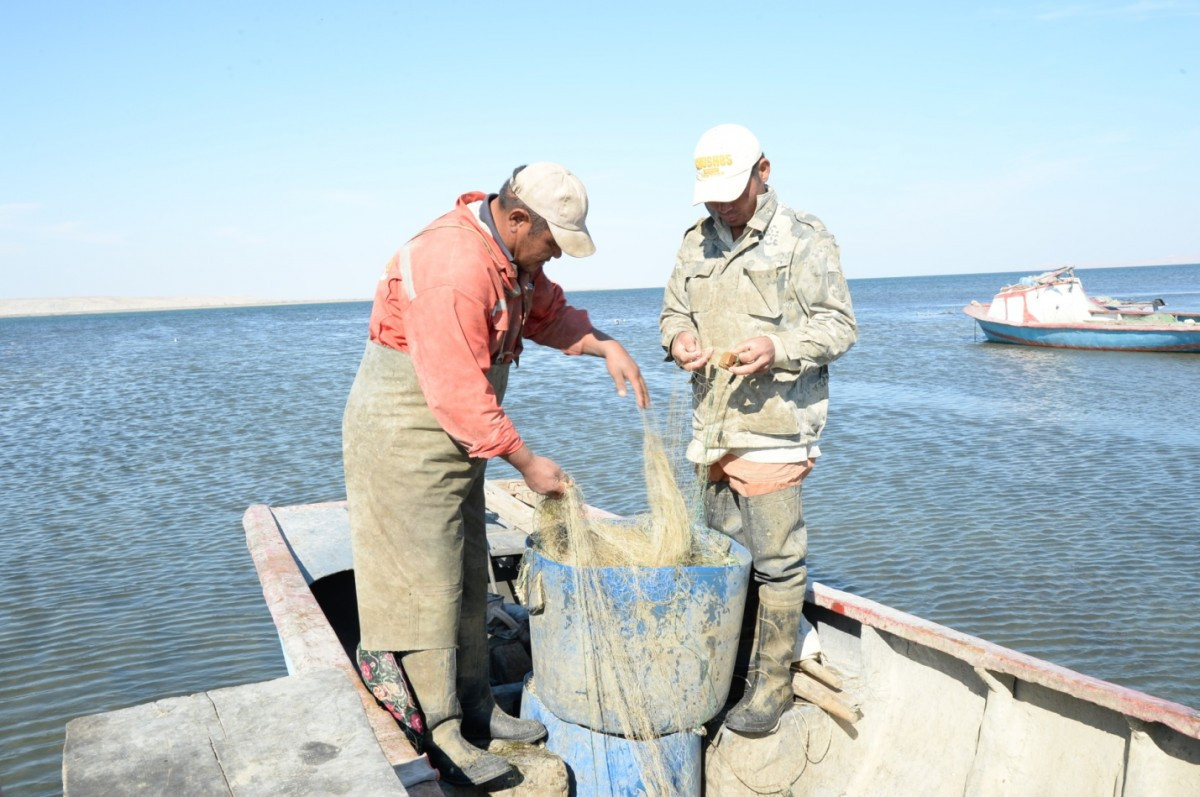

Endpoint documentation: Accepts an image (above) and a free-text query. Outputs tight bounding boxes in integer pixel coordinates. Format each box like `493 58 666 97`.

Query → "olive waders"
705 479 807 733
344 342 543 785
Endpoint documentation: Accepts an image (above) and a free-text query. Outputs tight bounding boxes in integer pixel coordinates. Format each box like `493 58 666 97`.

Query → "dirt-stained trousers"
704 480 808 604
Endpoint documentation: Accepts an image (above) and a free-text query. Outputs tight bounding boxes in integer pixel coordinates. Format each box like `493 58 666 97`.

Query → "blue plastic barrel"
521 675 701 797
525 535 751 735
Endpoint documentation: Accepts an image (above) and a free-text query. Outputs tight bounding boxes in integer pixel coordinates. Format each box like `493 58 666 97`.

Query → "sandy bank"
0 296 367 319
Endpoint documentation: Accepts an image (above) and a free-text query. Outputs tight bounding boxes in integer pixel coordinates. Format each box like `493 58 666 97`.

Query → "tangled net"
521 404 739 795
533 402 729 569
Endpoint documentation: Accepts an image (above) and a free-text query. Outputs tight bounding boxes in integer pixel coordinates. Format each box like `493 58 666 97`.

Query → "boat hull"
965 305 1200 352
242 485 1200 796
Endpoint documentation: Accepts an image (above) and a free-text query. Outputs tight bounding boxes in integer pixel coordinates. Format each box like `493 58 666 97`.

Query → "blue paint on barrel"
526 534 751 735
522 676 701 797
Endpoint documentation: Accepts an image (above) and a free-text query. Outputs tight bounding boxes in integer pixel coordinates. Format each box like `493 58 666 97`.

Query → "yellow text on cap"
695 153 734 177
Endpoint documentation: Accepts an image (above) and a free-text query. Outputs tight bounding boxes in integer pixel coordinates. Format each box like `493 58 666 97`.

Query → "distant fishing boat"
235 481 1200 795
964 267 1200 352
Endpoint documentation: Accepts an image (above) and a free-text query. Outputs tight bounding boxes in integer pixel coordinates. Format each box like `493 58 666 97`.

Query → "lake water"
2 264 1199 795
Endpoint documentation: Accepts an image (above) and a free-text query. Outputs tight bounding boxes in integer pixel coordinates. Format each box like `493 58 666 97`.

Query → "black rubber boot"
401 648 512 786
457 604 546 744
723 588 803 734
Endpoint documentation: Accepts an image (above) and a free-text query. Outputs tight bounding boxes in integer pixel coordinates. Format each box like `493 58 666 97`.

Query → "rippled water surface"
2 265 1199 794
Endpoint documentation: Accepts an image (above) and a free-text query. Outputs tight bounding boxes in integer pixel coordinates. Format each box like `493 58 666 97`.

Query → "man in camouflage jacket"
659 124 856 734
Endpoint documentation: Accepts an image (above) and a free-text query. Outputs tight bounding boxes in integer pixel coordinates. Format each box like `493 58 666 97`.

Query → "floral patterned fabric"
356 644 425 750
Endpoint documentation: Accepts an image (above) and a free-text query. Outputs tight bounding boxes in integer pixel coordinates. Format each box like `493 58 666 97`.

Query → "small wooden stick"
718 351 739 369
798 658 843 690
791 671 860 724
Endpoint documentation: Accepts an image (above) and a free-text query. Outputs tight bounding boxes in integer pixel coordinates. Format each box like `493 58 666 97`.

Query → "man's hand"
503 444 568 496
670 331 713 372
603 344 650 408
725 336 775 376
579 330 650 408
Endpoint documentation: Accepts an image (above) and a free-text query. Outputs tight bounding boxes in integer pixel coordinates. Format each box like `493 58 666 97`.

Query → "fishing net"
532 365 740 569
519 386 744 795
532 405 724 569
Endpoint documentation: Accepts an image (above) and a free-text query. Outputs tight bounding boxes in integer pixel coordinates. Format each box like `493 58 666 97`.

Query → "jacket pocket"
685 261 721 312
726 377 802 435
738 264 787 322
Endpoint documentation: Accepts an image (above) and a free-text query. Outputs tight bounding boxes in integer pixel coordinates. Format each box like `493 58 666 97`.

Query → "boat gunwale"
810 582 1200 740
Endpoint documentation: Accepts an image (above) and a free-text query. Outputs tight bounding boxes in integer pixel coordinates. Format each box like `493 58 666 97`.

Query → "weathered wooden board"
268 490 531 583
483 481 537 532
63 668 408 796
270 501 354 583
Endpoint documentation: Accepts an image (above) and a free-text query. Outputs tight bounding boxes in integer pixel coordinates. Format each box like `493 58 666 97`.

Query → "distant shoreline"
0 296 368 319
7 261 1198 320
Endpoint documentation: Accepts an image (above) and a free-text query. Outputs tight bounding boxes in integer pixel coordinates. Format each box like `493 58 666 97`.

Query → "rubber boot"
401 648 512 786
723 588 803 734
457 604 546 743
730 582 761 701
456 475 546 745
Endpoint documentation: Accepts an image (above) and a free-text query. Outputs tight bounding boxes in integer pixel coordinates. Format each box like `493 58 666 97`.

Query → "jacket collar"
477 193 516 264
747 187 778 234
710 187 778 249
455 192 520 290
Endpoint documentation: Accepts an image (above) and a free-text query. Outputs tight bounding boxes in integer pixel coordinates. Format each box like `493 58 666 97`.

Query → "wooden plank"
483 481 536 532
269 502 353 584
790 670 860 724
264 500 527 577
798 658 843 690
484 479 622 528
64 691 229 795
64 669 408 796
486 527 530 558
207 670 408 796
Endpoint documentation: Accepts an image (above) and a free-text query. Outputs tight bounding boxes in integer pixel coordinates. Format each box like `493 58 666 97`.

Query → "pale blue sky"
2 1 1197 298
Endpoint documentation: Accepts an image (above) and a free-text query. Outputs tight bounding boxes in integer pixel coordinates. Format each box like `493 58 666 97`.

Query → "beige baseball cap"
692 124 762 205
511 162 596 257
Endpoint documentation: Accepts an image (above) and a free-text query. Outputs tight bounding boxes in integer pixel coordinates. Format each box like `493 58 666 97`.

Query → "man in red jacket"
343 163 648 785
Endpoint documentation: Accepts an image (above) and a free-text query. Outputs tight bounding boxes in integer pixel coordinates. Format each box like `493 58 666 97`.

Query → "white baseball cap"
511 162 596 257
692 124 762 205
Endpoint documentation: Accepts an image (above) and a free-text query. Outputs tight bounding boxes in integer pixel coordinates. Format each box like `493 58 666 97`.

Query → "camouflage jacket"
659 189 856 456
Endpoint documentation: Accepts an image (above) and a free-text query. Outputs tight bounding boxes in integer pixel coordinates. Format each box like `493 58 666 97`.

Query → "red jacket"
368 192 593 459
